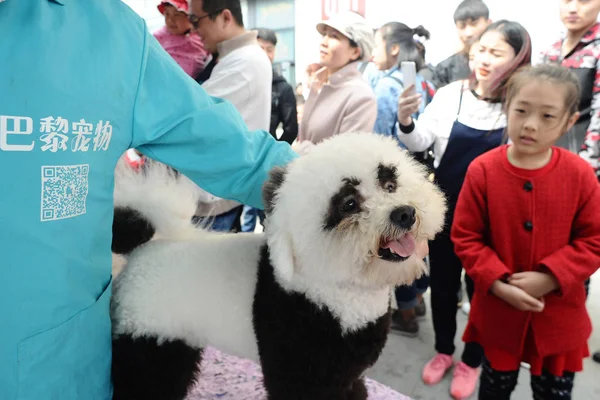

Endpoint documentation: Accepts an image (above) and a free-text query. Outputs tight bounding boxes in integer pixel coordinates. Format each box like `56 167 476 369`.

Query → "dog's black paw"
347 379 368 400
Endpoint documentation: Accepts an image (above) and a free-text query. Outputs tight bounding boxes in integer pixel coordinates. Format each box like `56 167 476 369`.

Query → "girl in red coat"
452 64 600 399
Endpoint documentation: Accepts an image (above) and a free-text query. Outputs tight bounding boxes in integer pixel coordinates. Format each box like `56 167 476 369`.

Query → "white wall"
121 0 167 32
294 0 564 84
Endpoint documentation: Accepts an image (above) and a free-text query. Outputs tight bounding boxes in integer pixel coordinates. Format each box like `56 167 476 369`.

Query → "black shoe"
415 298 426 318
391 310 419 337
593 351 600 364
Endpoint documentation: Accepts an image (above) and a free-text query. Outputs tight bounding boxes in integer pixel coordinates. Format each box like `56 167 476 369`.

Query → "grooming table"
186 347 411 400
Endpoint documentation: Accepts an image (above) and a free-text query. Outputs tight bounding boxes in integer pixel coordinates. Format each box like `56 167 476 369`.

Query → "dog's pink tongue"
383 233 416 257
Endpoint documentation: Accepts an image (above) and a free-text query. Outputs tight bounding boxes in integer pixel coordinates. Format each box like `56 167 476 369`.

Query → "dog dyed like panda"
110 133 447 400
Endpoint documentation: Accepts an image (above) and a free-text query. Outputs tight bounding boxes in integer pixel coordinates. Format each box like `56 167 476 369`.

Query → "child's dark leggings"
479 358 575 400
429 226 482 368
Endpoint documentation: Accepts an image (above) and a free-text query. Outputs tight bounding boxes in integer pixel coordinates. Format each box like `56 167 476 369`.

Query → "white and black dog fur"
110 133 447 400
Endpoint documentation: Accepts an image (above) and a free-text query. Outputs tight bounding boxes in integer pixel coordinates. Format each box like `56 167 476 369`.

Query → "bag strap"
383 74 404 88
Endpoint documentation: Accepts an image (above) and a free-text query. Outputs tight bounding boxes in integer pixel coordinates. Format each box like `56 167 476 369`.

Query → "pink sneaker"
422 353 454 385
450 361 480 399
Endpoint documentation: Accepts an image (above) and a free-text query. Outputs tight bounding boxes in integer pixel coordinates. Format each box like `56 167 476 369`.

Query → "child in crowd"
433 0 491 88
371 22 435 139
397 20 532 399
153 0 208 77
452 64 600 399
369 21 436 336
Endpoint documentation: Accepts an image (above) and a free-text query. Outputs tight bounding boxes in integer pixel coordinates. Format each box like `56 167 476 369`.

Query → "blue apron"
0 1 296 399
435 83 504 224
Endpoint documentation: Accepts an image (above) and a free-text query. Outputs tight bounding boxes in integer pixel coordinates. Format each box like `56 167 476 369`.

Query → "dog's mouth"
378 233 416 262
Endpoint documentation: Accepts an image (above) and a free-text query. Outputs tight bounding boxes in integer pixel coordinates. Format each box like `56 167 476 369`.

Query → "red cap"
158 0 189 15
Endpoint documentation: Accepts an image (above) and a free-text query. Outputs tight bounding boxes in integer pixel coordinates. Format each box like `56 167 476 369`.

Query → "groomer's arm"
131 26 297 209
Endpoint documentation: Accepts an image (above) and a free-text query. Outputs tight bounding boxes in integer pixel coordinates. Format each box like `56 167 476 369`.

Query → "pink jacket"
153 26 208 77
298 61 377 144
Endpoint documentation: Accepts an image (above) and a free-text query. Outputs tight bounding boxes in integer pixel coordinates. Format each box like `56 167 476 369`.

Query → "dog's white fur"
111 133 446 363
266 133 446 331
113 157 206 240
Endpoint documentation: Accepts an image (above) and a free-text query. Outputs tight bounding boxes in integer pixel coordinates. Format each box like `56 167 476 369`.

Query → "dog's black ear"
262 166 287 215
112 207 156 254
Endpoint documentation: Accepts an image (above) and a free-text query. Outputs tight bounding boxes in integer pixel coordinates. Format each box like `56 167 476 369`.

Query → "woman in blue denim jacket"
368 22 436 336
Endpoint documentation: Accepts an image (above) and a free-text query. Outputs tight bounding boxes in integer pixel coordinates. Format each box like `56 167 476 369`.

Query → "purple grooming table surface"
186 347 411 400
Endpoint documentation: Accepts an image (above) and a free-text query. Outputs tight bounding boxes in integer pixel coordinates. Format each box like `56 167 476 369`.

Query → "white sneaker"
461 302 471 315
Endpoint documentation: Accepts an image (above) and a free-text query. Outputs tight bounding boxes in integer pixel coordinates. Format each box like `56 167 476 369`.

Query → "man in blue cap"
0 1 296 398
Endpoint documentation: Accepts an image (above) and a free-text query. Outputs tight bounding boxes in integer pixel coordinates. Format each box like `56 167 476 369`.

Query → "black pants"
429 227 483 368
479 358 575 399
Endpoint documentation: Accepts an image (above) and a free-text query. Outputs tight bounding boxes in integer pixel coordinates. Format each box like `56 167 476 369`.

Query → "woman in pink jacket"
295 11 377 154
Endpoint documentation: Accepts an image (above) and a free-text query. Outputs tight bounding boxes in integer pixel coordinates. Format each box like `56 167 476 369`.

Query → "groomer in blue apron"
395 19 531 398
0 1 296 399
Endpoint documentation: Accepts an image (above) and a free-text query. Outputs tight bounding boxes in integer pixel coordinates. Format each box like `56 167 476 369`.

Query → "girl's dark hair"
454 0 489 23
469 20 532 101
505 64 581 116
379 22 430 70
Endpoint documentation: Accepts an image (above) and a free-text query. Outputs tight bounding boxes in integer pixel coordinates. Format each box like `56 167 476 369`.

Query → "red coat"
451 145 600 358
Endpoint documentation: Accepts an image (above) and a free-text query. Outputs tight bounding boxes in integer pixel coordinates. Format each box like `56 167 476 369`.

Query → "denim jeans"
192 206 244 232
395 274 430 310
241 205 265 232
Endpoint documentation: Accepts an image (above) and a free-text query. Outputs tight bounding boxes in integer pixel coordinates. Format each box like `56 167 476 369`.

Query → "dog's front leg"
347 378 368 400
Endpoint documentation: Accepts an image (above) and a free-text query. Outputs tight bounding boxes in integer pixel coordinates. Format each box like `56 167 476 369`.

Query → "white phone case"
401 61 417 91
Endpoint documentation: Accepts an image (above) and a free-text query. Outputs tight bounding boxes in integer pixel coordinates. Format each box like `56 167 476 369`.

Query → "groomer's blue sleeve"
131 26 297 209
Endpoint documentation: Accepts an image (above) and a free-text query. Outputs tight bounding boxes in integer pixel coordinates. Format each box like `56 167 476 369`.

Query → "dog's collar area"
377 247 409 262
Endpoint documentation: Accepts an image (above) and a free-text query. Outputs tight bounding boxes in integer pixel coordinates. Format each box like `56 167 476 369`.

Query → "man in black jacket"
432 0 491 88
256 28 298 145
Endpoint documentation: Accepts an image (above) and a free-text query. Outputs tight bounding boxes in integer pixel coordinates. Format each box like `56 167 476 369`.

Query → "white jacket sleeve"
397 82 459 153
397 96 443 152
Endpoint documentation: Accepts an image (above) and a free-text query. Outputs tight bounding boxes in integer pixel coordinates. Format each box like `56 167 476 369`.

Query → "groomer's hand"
398 85 421 127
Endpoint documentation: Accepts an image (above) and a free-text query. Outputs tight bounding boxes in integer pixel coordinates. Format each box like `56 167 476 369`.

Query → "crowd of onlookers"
147 1 600 399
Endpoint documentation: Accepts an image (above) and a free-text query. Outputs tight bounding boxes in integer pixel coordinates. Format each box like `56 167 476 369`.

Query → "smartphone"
401 61 417 94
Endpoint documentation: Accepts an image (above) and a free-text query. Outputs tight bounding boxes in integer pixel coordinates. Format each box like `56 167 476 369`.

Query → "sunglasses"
188 8 225 29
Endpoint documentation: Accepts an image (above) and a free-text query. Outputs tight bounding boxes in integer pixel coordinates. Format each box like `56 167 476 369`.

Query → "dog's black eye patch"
343 177 361 187
377 164 398 193
324 179 363 231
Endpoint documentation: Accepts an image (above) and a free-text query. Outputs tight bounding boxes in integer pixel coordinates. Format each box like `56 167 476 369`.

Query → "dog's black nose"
390 206 416 229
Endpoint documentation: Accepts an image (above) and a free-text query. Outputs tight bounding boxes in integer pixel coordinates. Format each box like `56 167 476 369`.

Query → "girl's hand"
491 280 545 312
508 272 559 299
397 85 422 127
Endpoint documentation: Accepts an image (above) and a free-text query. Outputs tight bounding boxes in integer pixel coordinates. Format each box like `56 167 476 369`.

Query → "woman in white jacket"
396 20 532 400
